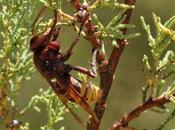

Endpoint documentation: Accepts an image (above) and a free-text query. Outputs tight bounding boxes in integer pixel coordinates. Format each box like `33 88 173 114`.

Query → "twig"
87 0 136 130
109 94 172 130
69 0 101 49
69 0 81 10
0 81 10 130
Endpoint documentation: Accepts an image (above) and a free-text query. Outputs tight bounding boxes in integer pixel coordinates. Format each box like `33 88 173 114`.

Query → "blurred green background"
1 0 175 130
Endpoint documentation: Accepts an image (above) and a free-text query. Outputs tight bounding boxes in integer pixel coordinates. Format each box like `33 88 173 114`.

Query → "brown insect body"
32 29 100 104
32 37 78 101
30 8 101 123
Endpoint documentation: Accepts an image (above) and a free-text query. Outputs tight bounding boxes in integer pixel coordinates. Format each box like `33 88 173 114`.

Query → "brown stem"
84 20 101 49
109 95 171 130
87 0 136 130
69 0 101 49
69 0 81 10
0 79 11 130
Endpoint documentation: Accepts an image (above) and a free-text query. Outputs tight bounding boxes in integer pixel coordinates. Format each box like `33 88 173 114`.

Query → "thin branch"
86 0 136 130
69 0 101 49
69 0 81 10
109 0 136 73
109 94 172 130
